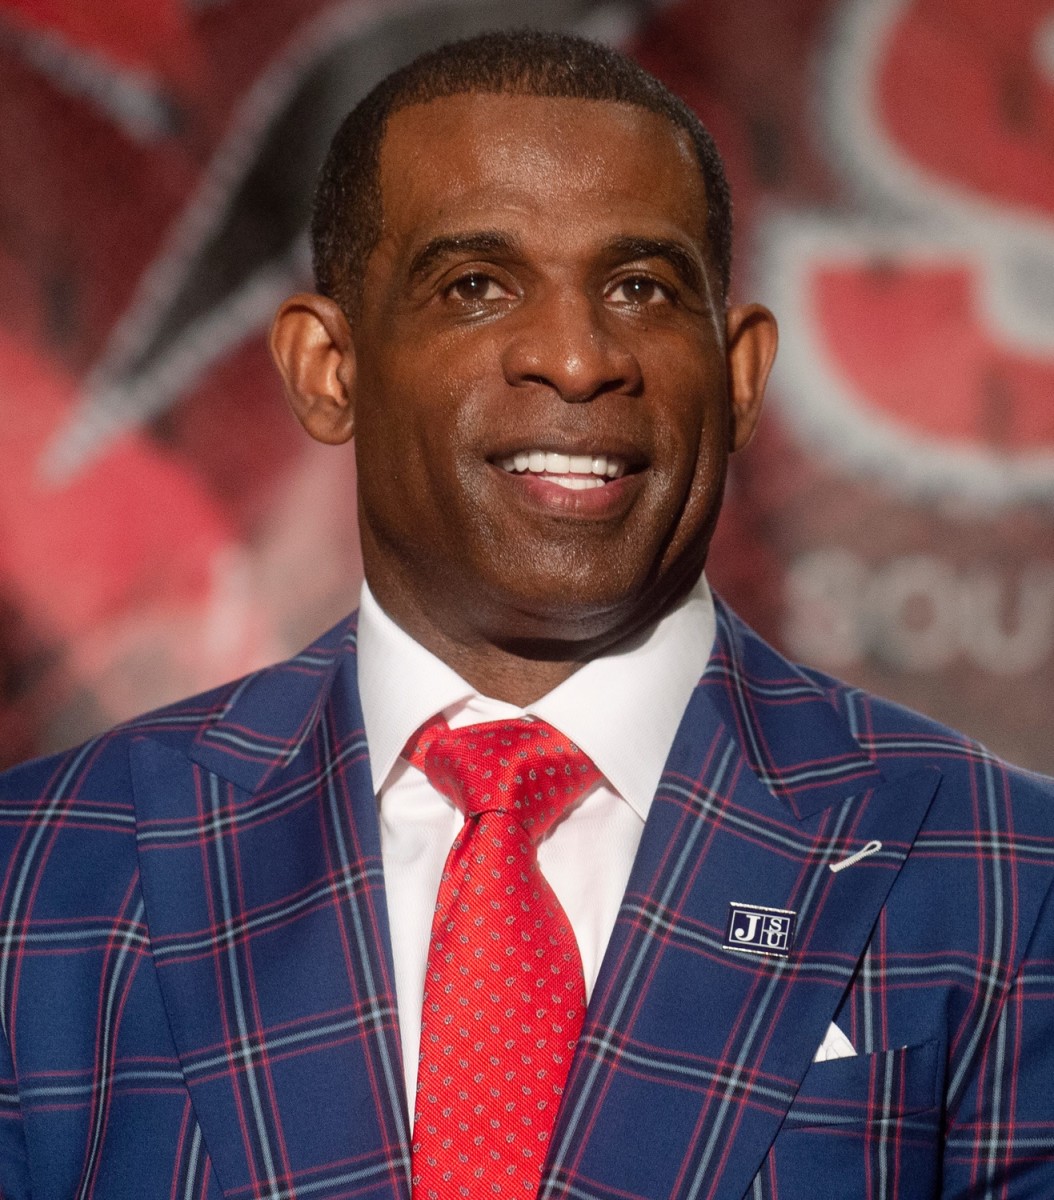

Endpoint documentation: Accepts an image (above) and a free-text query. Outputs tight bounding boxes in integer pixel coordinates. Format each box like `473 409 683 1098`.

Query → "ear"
269 293 357 445
725 303 778 452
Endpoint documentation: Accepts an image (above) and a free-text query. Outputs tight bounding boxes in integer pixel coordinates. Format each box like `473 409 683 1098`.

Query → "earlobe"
725 303 778 452
269 293 357 445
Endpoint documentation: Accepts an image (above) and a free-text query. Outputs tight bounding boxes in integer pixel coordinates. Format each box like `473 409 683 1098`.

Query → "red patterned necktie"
406 717 601 1200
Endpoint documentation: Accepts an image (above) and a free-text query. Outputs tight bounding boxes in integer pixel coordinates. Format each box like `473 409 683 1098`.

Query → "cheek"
648 378 731 549
662 438 729 566
650 370 724 485
354 369 490 540
355 354 440 457
353 392 435 540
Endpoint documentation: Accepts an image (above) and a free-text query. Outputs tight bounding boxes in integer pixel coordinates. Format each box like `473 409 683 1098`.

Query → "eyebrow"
407 232 519 284
605 236 705 294
404 230 708 295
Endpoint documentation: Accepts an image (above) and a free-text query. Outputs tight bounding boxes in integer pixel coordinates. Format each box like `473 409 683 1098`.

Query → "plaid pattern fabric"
0 598 1052 1199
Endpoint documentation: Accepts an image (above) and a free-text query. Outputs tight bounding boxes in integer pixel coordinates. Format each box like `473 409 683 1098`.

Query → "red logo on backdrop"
763 0 1054 507
3 0 1053 771
0 0 643 765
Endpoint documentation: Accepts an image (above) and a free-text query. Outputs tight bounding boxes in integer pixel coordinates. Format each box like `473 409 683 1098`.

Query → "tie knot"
406 717 600 841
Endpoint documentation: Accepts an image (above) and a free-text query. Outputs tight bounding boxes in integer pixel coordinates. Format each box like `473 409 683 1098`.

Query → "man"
1 29 1052 1200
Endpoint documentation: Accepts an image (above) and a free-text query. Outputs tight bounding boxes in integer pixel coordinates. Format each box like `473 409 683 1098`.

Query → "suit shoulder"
0 674 248 806
797 661 1054 822
0 612 358 804
710 597 1053 825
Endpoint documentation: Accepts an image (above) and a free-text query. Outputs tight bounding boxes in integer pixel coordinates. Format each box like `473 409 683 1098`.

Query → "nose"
501 292 642 403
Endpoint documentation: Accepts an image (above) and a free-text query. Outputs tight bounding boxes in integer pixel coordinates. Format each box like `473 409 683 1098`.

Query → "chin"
478 573 670 652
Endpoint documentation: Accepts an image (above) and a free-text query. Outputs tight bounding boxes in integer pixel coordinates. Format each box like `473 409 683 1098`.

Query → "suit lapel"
130 597 943 1200
545 601 942 1200
131 621 411 1200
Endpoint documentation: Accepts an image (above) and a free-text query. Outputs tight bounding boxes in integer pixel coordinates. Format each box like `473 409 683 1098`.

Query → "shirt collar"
356 578 715 821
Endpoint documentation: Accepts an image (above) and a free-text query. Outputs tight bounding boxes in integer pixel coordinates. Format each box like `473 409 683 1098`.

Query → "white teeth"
499 450 628 481
550 476 605 490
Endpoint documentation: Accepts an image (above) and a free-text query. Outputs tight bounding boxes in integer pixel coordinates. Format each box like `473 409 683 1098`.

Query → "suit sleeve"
0 1019 31 1199
942 872 1054 1198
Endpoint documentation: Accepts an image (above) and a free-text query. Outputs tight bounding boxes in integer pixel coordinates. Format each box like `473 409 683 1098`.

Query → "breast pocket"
754 1041 944 1200
786 1038 941 1129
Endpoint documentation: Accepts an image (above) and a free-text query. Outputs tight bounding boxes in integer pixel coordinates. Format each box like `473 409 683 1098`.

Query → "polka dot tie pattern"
406 718 601 1200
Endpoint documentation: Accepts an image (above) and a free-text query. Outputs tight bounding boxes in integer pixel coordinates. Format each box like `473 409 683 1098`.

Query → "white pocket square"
813 1022 857 1062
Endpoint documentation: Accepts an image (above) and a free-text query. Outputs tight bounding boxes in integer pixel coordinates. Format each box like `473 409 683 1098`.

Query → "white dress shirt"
356 577 716 1109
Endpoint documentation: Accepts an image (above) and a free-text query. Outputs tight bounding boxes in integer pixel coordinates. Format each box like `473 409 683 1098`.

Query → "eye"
446 272 509 303
606 275 674 306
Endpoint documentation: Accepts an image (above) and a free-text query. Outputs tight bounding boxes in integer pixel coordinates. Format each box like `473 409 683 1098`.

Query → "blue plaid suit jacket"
1 598 1052 1199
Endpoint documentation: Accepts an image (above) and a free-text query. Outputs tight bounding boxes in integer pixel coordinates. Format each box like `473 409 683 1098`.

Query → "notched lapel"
185 619 354 796
131 645 411 1200
545 607 943 1200
700 600 887 820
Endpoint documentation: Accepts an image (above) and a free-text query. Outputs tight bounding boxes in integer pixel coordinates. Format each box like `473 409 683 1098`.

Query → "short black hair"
311 29 732 312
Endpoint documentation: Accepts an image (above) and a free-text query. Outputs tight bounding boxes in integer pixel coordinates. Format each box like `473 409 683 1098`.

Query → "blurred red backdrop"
1 0 1051 770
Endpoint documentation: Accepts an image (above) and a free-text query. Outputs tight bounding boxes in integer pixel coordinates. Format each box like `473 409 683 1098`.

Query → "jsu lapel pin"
725 902 797 958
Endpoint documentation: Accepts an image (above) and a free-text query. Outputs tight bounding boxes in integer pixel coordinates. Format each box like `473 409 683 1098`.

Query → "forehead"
374 92 710 258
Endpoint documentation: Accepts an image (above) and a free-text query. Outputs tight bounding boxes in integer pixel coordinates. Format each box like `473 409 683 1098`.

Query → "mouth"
496 450 628 491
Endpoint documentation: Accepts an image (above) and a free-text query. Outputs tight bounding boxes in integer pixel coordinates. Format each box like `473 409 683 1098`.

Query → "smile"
497 451 627 491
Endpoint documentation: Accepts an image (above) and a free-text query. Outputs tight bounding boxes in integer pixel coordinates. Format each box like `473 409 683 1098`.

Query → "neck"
369 604 599 706
362 574 696 707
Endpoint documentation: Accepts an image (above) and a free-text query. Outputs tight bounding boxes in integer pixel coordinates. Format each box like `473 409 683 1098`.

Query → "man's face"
309 94 773 665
